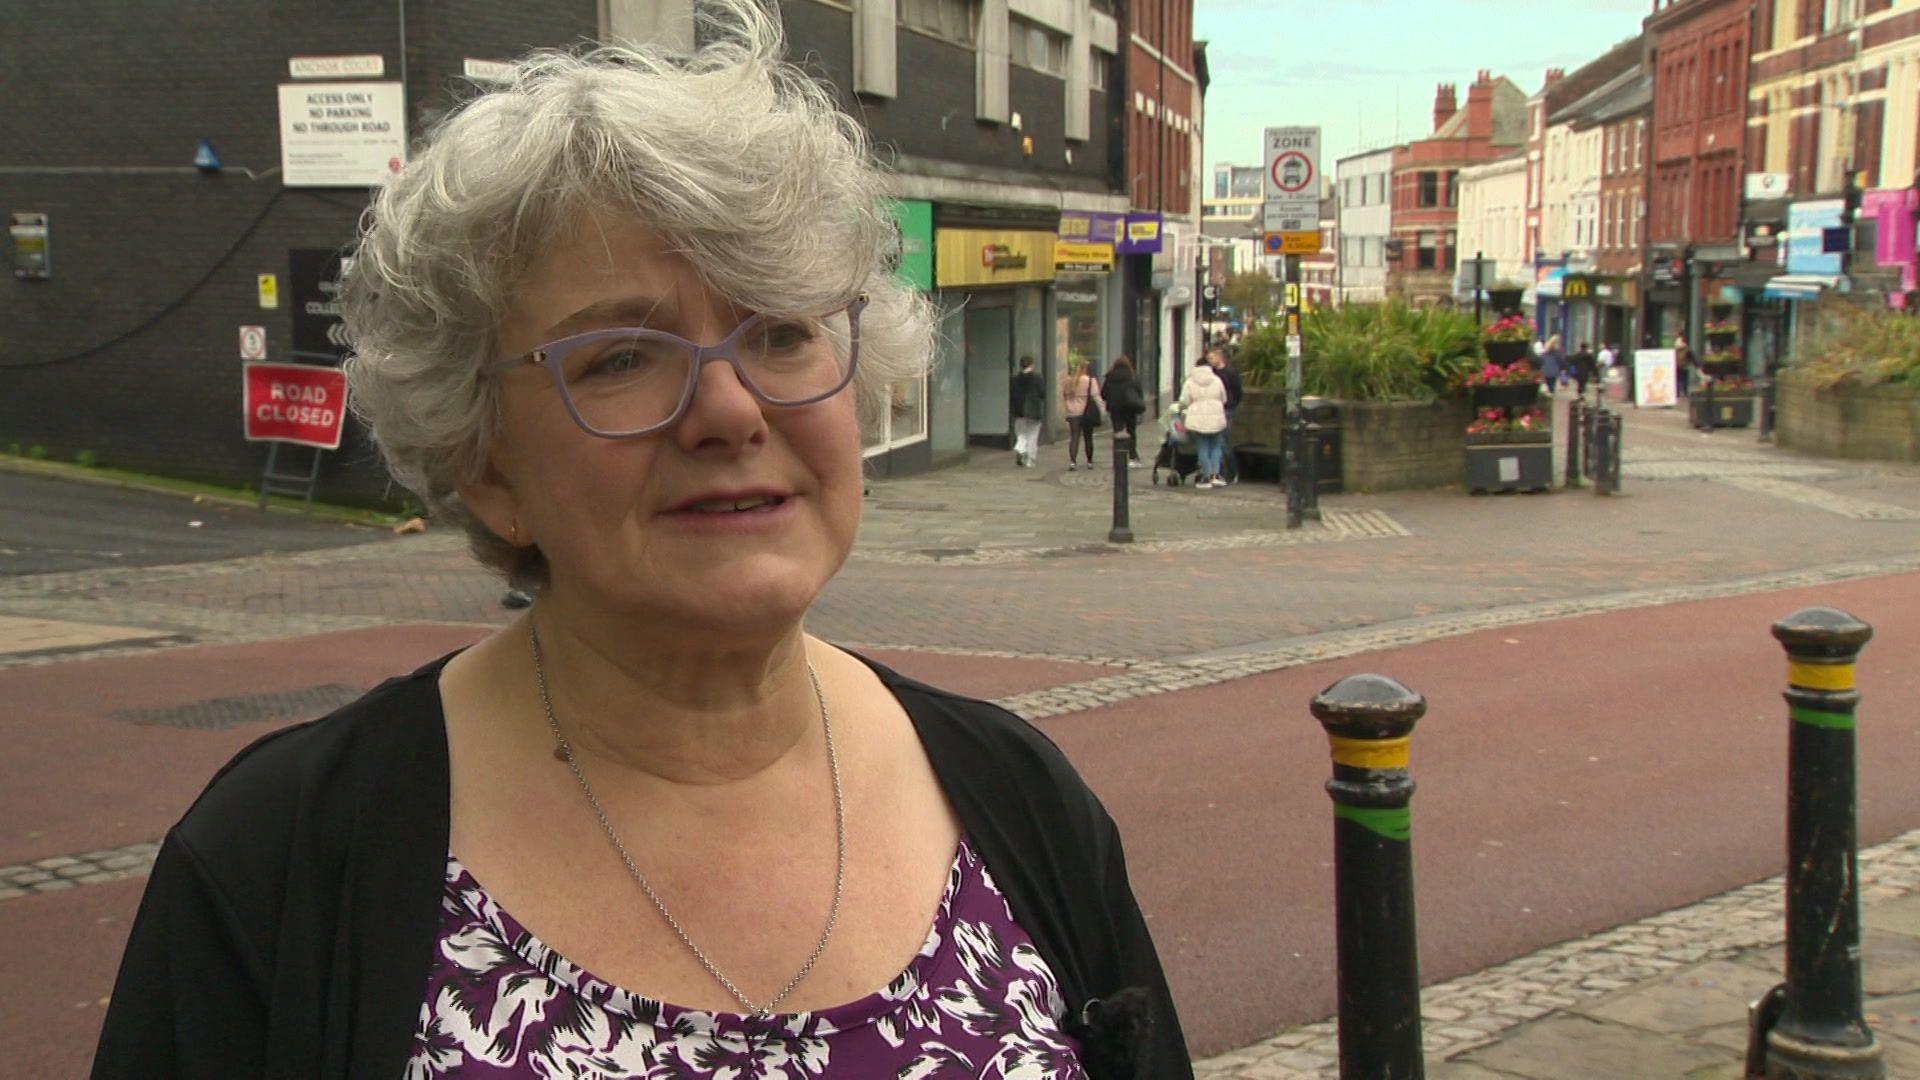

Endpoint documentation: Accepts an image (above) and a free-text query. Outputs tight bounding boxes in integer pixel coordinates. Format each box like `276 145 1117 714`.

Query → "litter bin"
1301 397 1343 495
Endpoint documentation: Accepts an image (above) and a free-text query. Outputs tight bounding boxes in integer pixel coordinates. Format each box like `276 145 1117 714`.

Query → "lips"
667 489 792 514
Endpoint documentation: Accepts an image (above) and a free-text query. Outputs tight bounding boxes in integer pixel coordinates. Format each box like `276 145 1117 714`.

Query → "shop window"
863 374 930 454
1010 16 1068 77
898 0 977 47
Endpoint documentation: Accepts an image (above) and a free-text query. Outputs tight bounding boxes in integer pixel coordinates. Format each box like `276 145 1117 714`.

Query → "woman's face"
467 215 864 638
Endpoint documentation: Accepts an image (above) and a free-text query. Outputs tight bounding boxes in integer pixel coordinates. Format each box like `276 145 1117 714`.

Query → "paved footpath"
4 402 1920 1076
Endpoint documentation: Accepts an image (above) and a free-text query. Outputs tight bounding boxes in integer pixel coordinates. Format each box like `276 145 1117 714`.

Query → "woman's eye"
761 320 817 351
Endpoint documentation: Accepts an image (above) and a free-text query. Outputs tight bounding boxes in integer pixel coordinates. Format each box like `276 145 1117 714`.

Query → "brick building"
1 0 1144 496
1127 0 1206 396
1386 72 1527 304
1644 0 1754 347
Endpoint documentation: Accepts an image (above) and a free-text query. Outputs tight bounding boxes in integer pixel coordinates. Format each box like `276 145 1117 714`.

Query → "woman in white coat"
1177 362 1230 488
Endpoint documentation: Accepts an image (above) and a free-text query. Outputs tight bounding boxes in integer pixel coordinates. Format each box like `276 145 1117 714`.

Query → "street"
4 404 1920 1076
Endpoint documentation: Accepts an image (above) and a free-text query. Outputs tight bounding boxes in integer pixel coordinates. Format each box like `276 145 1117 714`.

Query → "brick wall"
0 2 598 506
1777 370 1920 462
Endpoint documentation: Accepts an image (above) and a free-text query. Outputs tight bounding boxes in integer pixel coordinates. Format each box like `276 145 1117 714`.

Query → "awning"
1762 274 1843 300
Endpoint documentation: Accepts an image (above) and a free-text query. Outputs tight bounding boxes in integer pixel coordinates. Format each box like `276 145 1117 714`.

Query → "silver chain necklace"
528 622 846 1019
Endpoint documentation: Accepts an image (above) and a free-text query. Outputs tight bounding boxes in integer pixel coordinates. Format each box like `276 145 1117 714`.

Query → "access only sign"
243 363 348 449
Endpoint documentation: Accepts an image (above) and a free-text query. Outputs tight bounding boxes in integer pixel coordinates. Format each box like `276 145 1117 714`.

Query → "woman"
1539 334 1565 393
1059 357 1100 471
1176 362 1229 489
1674 334 1694 398
1009 355 1045 468
1100 355 1146 466
91 5 1188 1077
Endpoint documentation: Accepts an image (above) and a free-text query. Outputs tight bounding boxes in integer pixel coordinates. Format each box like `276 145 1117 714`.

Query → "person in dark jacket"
93 6 1191 1077
1010 355 1046 468
1570 342 1597 398
1100 354 1147 465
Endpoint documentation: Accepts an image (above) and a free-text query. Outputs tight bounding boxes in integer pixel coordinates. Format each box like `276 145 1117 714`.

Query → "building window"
1418 171 1439 207
1010 16 1067 77
1089 52 1108 92
899 0 976 47
1446 170 1459 208
1417 231 1438 270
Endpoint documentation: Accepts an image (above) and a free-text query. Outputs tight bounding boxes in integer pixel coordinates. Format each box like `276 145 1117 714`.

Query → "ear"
457 452 524 549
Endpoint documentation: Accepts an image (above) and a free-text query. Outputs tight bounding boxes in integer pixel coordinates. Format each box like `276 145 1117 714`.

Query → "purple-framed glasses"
484 295 867 439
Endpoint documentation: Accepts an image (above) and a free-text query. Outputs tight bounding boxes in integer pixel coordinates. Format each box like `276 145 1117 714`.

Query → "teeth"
689 496 778 513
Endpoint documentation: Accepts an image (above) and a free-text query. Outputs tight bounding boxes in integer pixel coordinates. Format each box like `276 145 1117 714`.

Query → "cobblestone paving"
1717 475 1920 521
1193 827 1920 1079
849 508 1409 566
0 841 160 901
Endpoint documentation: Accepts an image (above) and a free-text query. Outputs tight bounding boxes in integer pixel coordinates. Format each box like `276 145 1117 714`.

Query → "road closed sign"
244 363 348 449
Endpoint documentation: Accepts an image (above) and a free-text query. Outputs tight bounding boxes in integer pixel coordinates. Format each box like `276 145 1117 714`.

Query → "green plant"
1235 321 1290 389
75 449 99 467
1286 302 1482 401
1796 304 1920 389
27 445 48 460
5 443 19 456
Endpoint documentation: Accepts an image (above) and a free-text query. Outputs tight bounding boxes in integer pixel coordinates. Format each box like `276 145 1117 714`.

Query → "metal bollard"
1581 398 1600 480
1312 675 1427 1080
1749 609 1883 1080
1108 431 1134 544
1592 412 1622 496
1565 399 1586 488
1759 378 1777 444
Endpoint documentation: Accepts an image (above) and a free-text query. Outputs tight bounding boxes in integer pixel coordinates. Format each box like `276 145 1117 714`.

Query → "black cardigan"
92 653 1191 1079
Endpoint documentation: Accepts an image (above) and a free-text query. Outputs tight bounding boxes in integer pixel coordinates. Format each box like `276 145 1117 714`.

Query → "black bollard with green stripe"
1312 674 1427 1080
1751 608 1884 1080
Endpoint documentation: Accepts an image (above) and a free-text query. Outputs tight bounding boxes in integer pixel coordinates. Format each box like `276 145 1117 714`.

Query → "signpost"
1264 126 1321 530
244 362 349 512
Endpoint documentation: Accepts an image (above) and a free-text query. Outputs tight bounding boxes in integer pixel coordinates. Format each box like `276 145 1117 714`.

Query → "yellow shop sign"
936 228 1057 287
1053 240 1114 275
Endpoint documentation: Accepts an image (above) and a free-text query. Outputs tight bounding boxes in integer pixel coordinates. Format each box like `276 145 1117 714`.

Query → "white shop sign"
1634 349 1677 409
277 82 407 188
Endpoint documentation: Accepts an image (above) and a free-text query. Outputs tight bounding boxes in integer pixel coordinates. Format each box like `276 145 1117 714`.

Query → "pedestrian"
1177 359 1230 488
1009 354 1045 468
91 7 1191 1077
1675 334 1694 398
1207 347 1244 483
1540 334 1565 393
1059 355 1101 470
1100 353 1147 466
1596 340 1618 402
1571 341 1596 398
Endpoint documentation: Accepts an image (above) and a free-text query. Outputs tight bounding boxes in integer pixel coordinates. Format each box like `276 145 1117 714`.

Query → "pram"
1152 407 1239 487
1152 410 1201 487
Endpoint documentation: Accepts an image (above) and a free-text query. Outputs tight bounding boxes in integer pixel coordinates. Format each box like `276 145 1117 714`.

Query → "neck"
524 594 819 788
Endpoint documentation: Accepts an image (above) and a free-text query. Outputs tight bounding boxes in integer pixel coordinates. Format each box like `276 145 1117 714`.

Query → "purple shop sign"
1114 212 1163 255
1059 211 1123 245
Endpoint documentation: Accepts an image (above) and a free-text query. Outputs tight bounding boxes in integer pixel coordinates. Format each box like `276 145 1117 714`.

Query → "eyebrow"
541 295 674 341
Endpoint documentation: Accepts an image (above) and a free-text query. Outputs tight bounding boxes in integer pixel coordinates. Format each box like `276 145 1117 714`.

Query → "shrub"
27 445 49 460
75 449 99 468
1235 321 1291 390
1292 302 1482 401
1796 304 1920 389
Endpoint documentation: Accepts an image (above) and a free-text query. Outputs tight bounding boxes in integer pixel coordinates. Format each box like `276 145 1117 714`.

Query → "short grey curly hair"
340 0 933 585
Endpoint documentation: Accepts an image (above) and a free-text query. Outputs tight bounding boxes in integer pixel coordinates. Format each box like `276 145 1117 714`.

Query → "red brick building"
1592 74 1653 350
1645 0 1754 343
1127 0 1195 218
1387 72 1527 303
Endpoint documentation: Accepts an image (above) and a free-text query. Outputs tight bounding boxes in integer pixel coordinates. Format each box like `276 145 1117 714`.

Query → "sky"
1195 0 1652 180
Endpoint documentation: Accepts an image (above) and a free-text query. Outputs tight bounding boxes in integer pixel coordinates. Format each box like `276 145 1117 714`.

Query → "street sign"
1265 230 1319 256
289 248 350 362
1263 233 1285 256
239 325 267 361
257 273 279 309
243 362 349 449
1263 126 1321 242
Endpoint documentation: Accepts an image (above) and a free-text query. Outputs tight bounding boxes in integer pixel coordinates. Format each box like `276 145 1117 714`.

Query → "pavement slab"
0 878 143 1078
1448 1014 1731 1077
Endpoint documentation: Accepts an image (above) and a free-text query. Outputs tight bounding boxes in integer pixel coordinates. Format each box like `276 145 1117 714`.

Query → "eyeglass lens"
556 312 853 435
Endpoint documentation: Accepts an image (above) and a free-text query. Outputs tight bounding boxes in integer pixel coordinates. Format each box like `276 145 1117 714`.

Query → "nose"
672 352 768 453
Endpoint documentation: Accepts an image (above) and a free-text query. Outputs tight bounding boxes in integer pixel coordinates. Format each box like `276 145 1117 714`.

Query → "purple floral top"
409 839 1087 1078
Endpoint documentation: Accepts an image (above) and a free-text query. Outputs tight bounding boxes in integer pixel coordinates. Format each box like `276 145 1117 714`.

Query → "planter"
1691 392 1756 430
1705 329 1737 347
1233 388 1470 491
1471 382 1543 409
1484 340 1531 366
1466 442 1552 493
1486 288 1525 315
1465 430 1552 447
1775 370 1920 461
1701 358 1744 377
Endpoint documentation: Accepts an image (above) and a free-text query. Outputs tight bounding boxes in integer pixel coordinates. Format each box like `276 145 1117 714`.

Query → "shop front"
1054 211 1124 425
934 211 1058 451
1118 212 1165 412
862 199 936 477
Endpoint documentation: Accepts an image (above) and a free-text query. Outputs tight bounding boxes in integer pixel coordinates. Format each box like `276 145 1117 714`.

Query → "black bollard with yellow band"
1312 674 1427 1080
1751 607 1883 1080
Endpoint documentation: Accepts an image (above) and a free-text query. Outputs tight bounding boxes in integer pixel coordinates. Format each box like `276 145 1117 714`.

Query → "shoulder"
171 658 452 882
855 654 1112 835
